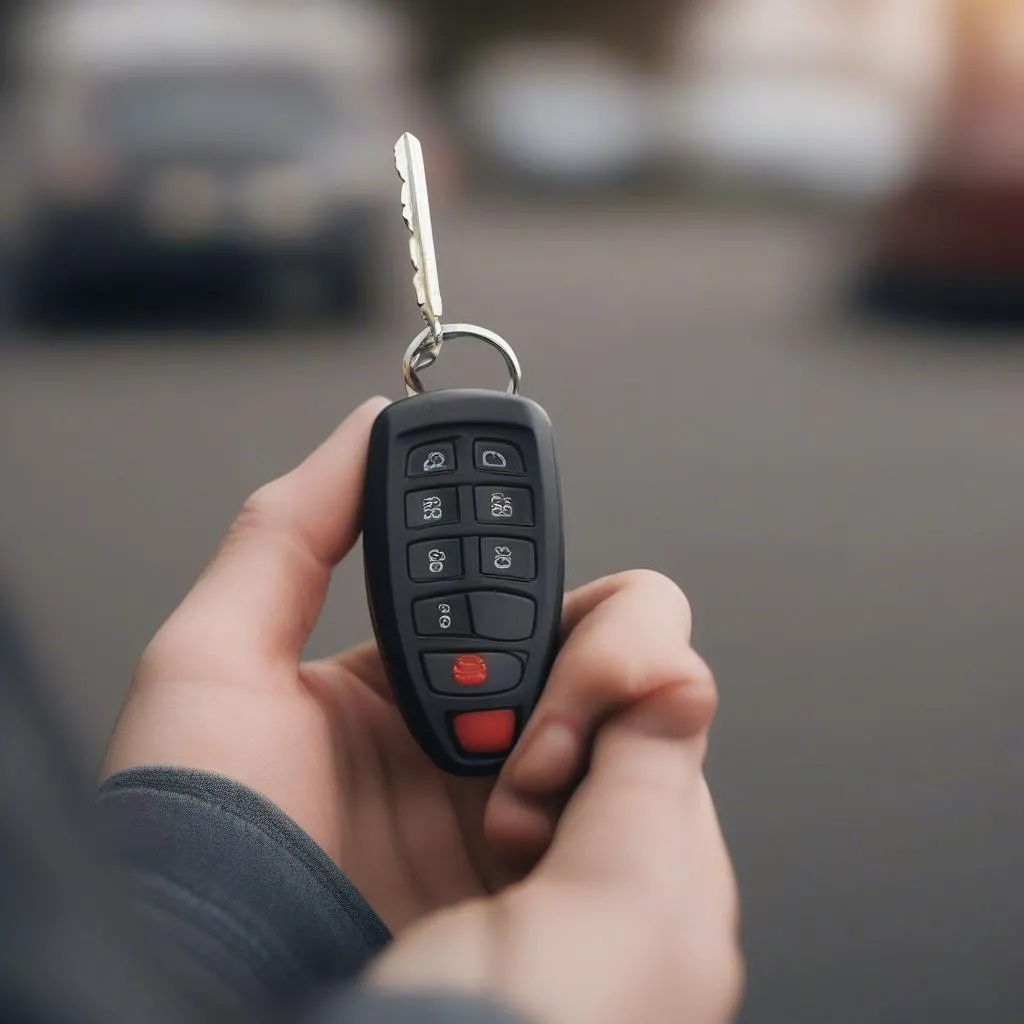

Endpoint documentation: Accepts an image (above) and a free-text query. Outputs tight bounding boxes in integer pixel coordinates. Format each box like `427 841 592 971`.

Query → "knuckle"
225 479 298 556
619 569 692 625
236 481 286 532
684 653 720 722
663 672 719 738
582 642 655 703
568 613 710 714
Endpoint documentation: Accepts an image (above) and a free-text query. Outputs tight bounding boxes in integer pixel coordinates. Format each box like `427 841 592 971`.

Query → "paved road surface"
1 202 1022 1023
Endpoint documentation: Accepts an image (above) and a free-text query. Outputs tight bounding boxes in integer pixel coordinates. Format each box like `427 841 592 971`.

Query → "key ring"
403 323 523 397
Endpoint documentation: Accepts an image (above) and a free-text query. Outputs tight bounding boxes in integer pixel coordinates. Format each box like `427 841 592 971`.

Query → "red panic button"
452 710 516 755
451 654 489 687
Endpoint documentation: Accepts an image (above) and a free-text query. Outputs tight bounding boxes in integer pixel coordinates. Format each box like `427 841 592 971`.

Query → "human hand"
370 682 743 1024
102 397 738 980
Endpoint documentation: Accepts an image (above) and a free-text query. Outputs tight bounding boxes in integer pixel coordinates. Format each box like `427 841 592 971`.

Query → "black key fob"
363 388 565 776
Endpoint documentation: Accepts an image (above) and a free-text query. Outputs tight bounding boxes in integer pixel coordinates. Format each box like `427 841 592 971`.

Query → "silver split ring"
402 324 522 397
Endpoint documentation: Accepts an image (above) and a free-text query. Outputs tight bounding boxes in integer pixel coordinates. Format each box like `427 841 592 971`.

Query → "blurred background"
0 0 1022 1020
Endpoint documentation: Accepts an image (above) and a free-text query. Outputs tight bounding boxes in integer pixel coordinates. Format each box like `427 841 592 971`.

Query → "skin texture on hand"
370 688 743 1024
102 397 742 1020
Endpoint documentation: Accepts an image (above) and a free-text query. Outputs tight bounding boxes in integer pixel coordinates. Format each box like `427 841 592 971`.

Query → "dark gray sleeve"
97 767 391 1013
97 767 527 1024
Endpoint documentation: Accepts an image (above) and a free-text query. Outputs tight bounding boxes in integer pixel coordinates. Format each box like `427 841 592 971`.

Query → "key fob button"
413 594 471 636
480 538 536 581
408 539 463 581
474 486 534 525
469 592 536 640
408 442 456 477
451 709 517 756
406 487 459 529
423 652 524 695
474 440 525 475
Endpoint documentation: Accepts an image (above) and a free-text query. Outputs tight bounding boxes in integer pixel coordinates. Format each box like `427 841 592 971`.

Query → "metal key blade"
395 132 443 346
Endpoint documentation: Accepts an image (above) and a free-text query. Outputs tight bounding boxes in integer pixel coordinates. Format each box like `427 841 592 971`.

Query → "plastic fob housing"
363 389 564 776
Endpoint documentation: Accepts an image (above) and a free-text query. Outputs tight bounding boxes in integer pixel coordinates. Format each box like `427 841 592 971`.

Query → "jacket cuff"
96 767 390 1012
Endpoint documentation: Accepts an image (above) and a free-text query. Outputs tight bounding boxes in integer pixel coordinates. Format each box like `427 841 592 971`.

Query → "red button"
452 710 516 755
452 654 489 687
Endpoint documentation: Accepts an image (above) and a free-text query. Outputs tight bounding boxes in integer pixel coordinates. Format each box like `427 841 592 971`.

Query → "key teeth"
394 132 442 325
395 150 429 309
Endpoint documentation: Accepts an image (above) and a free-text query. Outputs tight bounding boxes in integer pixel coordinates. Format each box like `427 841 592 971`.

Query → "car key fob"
367 133 568 774
363 389 564 775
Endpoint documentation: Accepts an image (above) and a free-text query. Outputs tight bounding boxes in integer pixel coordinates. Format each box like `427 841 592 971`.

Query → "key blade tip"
394 132 422 175
392 131 443 324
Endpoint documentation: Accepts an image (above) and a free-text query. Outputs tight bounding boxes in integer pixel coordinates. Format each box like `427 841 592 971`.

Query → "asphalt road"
1 202 1022 1023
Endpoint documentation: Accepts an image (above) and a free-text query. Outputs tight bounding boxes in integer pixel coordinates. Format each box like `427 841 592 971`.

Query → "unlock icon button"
474 440 525 475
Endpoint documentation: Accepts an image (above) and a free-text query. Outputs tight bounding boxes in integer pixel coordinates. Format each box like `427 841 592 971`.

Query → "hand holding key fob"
364 136 565 776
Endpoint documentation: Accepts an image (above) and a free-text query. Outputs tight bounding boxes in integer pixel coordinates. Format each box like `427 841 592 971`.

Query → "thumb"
154 396 390 672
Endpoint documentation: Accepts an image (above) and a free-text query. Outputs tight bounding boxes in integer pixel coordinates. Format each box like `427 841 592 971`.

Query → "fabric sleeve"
96 767 392 1015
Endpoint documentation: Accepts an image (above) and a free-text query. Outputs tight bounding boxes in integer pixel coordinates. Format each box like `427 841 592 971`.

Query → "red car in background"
861 0 1024 323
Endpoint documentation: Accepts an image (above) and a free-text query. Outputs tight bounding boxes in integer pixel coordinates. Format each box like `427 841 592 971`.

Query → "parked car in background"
453 40 658 191
860 0 1024 323
663 0 953 201
2 0 416 326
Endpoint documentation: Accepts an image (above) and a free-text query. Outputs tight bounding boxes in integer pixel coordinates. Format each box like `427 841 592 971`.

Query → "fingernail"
509 720 579 795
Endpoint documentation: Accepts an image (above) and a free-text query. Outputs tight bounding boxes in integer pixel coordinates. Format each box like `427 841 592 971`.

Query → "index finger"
540 684 741 933
541 686 710 886
485 571 715 860
535 688 743 1016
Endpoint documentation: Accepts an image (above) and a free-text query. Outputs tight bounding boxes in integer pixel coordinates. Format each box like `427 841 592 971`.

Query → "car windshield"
99 74 333 158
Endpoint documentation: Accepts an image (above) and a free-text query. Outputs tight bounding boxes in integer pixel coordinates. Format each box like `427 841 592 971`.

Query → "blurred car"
2 0 414 325
662 0 951 200
860 0 1024 323
453 41 659 191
